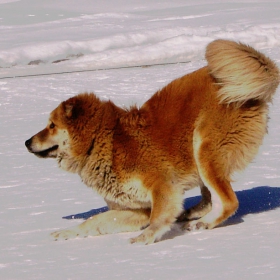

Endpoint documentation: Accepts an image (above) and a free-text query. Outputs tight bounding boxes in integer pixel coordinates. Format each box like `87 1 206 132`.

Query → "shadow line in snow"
63 186 280 225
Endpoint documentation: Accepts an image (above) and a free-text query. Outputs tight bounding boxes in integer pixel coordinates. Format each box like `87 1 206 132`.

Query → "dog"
25 39 279 244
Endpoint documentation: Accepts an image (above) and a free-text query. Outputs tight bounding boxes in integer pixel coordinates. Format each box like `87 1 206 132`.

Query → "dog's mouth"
33 145 59 158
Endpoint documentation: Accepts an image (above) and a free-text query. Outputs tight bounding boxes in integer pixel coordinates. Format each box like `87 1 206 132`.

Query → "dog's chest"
100 177 151 209
81 161 151 209
118 178 151 208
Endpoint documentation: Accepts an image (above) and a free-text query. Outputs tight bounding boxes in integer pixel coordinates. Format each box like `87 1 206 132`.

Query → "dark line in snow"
0 61 191 80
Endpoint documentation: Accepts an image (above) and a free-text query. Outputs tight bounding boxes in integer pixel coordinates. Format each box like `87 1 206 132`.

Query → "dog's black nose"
25 138 32 148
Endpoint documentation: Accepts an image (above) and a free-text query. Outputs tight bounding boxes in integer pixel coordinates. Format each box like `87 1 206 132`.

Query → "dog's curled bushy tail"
206 39 280 105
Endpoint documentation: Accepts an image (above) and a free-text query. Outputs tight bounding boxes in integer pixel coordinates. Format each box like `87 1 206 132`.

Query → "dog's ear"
62 99 75 119
65 103 74 118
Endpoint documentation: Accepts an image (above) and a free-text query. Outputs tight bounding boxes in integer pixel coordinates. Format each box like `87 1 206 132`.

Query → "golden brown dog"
25 40 279 244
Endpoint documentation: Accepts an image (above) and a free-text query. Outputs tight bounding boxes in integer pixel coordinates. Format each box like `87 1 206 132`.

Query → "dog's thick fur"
25 40 279 244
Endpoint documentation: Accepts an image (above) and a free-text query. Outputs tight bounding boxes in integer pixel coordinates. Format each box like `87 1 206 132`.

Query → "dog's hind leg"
177 184 212 222
50 209 150 240
183 132 238 231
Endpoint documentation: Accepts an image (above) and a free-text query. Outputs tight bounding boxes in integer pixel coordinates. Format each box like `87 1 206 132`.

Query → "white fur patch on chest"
123 178 150 200
108 177 151 209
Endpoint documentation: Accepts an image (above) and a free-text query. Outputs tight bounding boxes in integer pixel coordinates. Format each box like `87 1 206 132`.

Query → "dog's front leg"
50 209 150 240
130 182 184 245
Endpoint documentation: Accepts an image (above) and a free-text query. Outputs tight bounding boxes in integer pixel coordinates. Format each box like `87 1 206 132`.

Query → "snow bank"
1 1 280 78
1 23 280 72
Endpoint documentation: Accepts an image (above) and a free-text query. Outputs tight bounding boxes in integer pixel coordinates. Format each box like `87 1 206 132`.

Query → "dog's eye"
50 122 55 129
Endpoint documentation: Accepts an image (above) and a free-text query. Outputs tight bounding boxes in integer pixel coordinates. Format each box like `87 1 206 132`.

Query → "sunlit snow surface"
1 1 280 279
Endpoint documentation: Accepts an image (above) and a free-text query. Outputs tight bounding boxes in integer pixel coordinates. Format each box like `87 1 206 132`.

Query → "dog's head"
24 93 87 163
25 93 111 172
25 108 70 159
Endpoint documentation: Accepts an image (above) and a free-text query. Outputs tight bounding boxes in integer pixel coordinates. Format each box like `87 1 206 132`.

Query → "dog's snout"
25 138 32 148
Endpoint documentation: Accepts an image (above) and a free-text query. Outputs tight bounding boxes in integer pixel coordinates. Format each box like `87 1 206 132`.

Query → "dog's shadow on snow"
183 186 280 225
63 186 280 240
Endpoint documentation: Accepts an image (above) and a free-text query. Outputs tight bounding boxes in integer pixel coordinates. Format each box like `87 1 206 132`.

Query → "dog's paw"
129 224 165 245
130 227 158 245
50 228 84 241
129 232 156 245
182 220 209 231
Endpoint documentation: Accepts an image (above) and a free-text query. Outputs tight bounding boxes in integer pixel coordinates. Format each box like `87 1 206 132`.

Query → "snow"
1 0 280 279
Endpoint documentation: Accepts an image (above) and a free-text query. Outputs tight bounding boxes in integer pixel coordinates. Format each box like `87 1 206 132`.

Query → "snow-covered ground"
1 0 280 279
